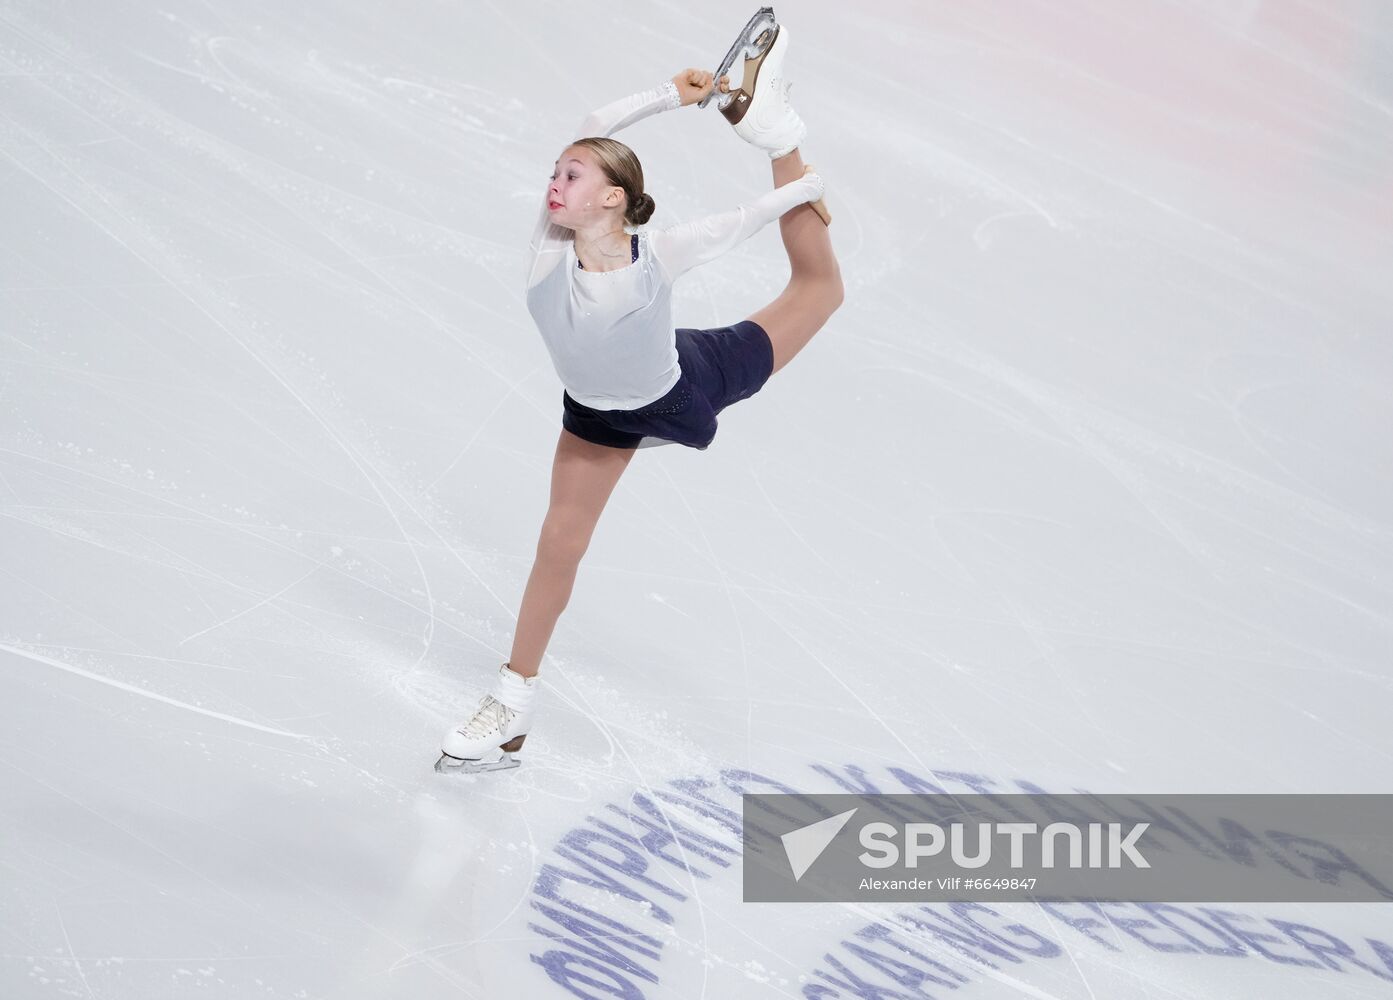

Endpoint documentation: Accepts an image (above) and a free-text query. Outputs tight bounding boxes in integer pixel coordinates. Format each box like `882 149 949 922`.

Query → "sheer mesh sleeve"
647 172 823 283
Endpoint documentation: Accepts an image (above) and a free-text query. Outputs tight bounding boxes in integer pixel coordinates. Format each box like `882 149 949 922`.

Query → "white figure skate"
435 662 539 774
714 15 807 159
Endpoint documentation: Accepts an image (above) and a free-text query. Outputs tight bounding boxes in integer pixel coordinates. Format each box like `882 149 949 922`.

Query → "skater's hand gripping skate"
671 68 732 107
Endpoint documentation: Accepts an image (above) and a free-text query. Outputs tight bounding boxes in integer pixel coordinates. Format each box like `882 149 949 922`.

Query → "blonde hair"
569 137 656 227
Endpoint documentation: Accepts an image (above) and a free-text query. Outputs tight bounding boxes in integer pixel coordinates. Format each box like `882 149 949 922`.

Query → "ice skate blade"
720 24 781 128
436 751 521 774
698 6 777 111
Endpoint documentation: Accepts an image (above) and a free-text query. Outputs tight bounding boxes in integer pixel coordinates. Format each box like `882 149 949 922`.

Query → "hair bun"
628 190 657 226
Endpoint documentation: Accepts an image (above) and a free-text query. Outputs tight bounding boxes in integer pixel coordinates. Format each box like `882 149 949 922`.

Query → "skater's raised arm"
577 78 684 141
648 171 824 283
526 78 683 288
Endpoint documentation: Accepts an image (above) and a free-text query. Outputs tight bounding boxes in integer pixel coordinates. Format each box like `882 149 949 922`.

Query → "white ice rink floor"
2 1 1392 997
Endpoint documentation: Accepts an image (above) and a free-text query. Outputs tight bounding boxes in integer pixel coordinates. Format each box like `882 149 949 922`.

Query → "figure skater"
438 22 843 773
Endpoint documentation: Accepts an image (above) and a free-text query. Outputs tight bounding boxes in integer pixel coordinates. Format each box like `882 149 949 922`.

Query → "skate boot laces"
457 694 514 739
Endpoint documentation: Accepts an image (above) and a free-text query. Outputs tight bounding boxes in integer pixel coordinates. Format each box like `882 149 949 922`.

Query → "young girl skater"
437 21 843 773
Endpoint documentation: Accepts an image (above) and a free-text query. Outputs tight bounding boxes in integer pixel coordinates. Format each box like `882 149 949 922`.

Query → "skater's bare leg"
744 147 844 375
507 428 636 678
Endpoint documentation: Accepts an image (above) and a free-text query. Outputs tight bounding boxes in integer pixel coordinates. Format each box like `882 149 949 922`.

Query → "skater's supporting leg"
507 428 636 678
745 149 844 376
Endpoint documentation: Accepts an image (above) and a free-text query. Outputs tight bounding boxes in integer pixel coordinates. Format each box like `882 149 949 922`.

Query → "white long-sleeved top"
524 80 823 410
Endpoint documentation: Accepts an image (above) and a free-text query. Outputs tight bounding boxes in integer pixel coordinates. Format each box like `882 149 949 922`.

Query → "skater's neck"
572 221 632 272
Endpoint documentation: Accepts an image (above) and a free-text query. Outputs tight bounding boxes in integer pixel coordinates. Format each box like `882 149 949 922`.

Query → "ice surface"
2 1 1391 997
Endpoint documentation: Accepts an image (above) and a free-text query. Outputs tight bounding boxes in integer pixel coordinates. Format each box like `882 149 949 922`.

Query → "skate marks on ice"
0 0 557 583
862 314 1393 621
0 641 313 740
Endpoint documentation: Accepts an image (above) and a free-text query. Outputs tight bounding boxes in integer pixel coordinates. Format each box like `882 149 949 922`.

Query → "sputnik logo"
781 808 858 881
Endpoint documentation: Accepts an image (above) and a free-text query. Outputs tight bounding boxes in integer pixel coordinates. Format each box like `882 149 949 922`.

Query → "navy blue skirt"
562 320 775 451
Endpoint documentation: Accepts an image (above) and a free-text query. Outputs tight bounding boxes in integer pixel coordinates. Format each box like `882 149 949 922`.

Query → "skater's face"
547 146 622 225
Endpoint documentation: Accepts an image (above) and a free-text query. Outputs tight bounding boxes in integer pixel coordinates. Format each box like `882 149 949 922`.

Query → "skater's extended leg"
745 148 844 376
508 428 636 678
